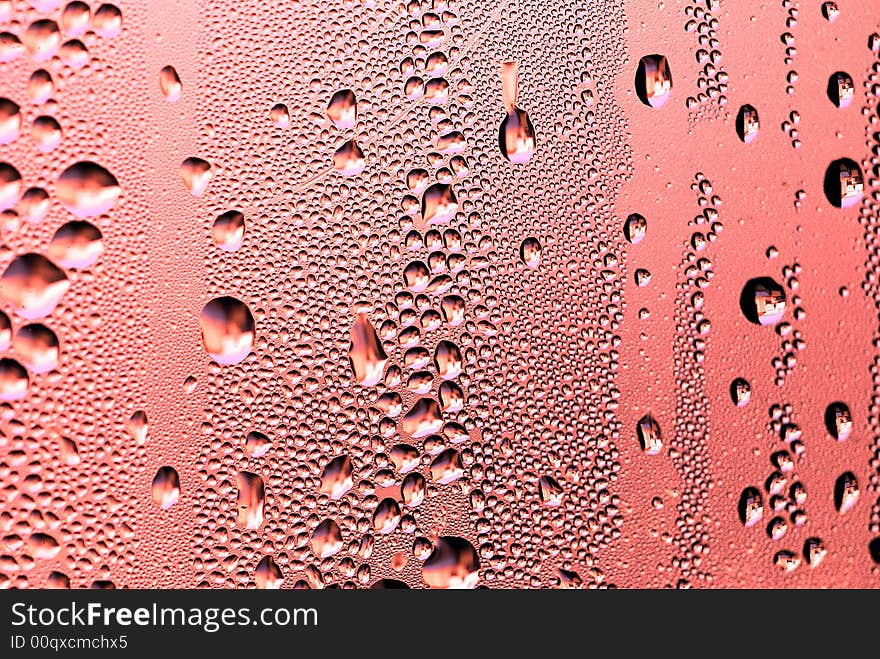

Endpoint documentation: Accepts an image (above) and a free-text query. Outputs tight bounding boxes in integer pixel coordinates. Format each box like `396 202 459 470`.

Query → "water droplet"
538 475 563 506
0 162 22 210
401 397 443 438
23 19 60 62
327 89 357 129
774 550 800 572
348 313 387 386
0 253 69 319
739 486 764 527
498 62 536 164
92 4 122 39
401 472 426 506
55 161 120 218
0 311 11 350
61 2 91 36
736 104 759 143
636 414 662 455
28 532 60 559
730 378 751 407
32 115 62 152
823 158 863 208
434 340 462 379
180 157 212 196
0 358 28 400
236 471 264 530
158 65 182 101
519 237 541 267
834 471 859 513
244 431 271 458
430 448 464 484
151 466 180 509
333 139 366 176
255 556 283 589
636 54 672 108
803 537 826 568
48 220 103 268
320 455 354 499
373 498 401 534
311 518 343 558
212 210 245 252
422 183 458 225
824 401 852 440
13 323 59 373
422 536 479 589
0 98 21 145
27 69 53 104
827 71 853 108
624 213 647 244
740 277 786 326
822 2 839 21
127 410 148 445
269 103 289 128
199 296 255 365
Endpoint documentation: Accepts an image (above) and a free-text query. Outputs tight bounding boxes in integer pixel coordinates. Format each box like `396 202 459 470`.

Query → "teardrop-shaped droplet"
310 518 343 558
730 378 751 407
158 65 182 101
236 471 264 530
180 157 212 196
834 471 859 514
824 401 852 441
255 556 284 589
538 475 563 506
827 71 853 108
333 139 365 176
372 498 401 534
421 182 458 225
0 358 28 400
0 98 21 145
212 210 245 251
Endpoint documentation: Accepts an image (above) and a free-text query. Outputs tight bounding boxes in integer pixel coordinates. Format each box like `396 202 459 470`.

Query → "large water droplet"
151 466 180 509
255 556 283 589
422 183 458 225
434 340 462 379
498 62 537 164
519 237 541 267
834 471 859 514
55 161 120 218
48 220 103 268
401 397 443 438
319 455 354 499
327 89 357 129
372 498 401 534
0 98 21 145
636 54 672 108
730 378 751 407
736 104 759 143
311 518 343 558
824 401 852 440
158 65 182 101
740 277 786 326
180 157 212 196
212 210 245 252
348 313 387 386
199 296 255 365
13 323 59 373
624 213 647 244
430 448 464 484
823 158 863 208
332 139 366 176
0 162 22 210
827 71 853 108
636 414 662 455
422 536 479 589
236 471 264 530
0 358 28 400
739 486 764 527
0 253 69 319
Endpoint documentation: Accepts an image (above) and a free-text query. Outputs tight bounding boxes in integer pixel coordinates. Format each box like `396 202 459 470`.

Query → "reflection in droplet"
127 410 148 445
199 296 255 365
14 323 59 373
180 157 212 196
32 115 62 152
0 358 28 401
834 471 859 514
158 65 182 101
92 4 123 38
636 414 662 455
401 397 443 438
730 378 751 407
23 19 60 61
538 475 563 506
0 98 21 145
0 253 69 319
236 471 264 530
327 89 357 129
740 277 786 326
212 210 245 252
825 402 852 441
422 536 479 589
401 472 426 507
739 486 764 527
255 556 283 589
736 104 759 143
311 518 343 558
349 313 387 386
636 54 672 108
332 139 366 176
434 340 462 379
151 466 180 509
624 213 646 244
421 183 458 225
55 161 120 218
48 220 103 268
61 2 91 36
320 455 354 499
823 158 863 208
27 69 53 104
520 237 541 268
244 431 271 458
827 71 853 108
498 62 537 164
269 103 289 128
430 448 464 484
372 498 401 534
